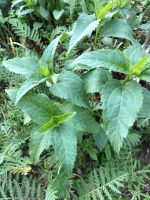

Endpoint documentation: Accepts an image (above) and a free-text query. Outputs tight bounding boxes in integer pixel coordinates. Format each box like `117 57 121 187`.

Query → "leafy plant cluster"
0 0 150 199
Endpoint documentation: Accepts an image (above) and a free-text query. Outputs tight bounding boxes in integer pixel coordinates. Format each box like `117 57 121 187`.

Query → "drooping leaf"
51 122 77 172
18 93 62 125
2 57 40 76
82 68 112 93
41 35 62 66
70 106 101 134
101 80 143 153
68 49 130 74
93 127 108 151
100 19 137 44
29 130 52 163
124 45 146 64
50 70 89 108
67 13 99 54
15 74 46 104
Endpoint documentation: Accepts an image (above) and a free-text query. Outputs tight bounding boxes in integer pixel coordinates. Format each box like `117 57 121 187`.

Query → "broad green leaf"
40 112 76 131
124 45 146 64
138 88 150 119
2 57 40 76
18 93 62 125
82 68 112 93
130 55 150 76
70 106 101 134
15 74 46 104
67 13 99 54
51 122 77 172
93 128 108 151
41 35 62 66
29 130 52 163
101 80 143 153
68 49 130 74
50 70 89 108
98 0 119 19
100 19 137 44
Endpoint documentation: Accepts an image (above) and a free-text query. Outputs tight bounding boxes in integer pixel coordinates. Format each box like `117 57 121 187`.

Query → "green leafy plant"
1 0 150 199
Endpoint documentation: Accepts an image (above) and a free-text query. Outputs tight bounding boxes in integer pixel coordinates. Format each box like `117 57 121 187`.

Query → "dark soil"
136 139 150 166
0 80 9 91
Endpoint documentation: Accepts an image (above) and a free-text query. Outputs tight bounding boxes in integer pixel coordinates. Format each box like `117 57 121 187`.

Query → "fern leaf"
45 184 57 200
77 166 127 200
9 18 41 43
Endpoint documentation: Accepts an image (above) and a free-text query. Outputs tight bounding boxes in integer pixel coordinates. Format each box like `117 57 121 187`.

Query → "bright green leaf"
124 45 146 64
40 112 76 132
93 0 103 19
98 0 119 19
130 55 150 76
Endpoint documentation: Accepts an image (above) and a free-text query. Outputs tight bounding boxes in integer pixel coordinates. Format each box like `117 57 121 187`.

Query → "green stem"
122 75 132 84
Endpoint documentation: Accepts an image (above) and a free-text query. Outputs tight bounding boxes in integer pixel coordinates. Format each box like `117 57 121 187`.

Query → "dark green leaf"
68 49 130 74
102 80 143 152
2 57 40 76
82 68 111 93
15 74 46 104
50 71 89 108
100 19 137 44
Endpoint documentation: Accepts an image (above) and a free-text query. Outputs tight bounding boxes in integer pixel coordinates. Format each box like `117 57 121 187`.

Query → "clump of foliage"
0 0 150 199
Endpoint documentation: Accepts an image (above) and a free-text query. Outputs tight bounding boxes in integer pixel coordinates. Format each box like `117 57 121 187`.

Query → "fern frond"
63 0 78 16
77 166 127 200
123 133 141 149
50 26 66 40
9 18 41 43
45 184 58 200
0 173 45 199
